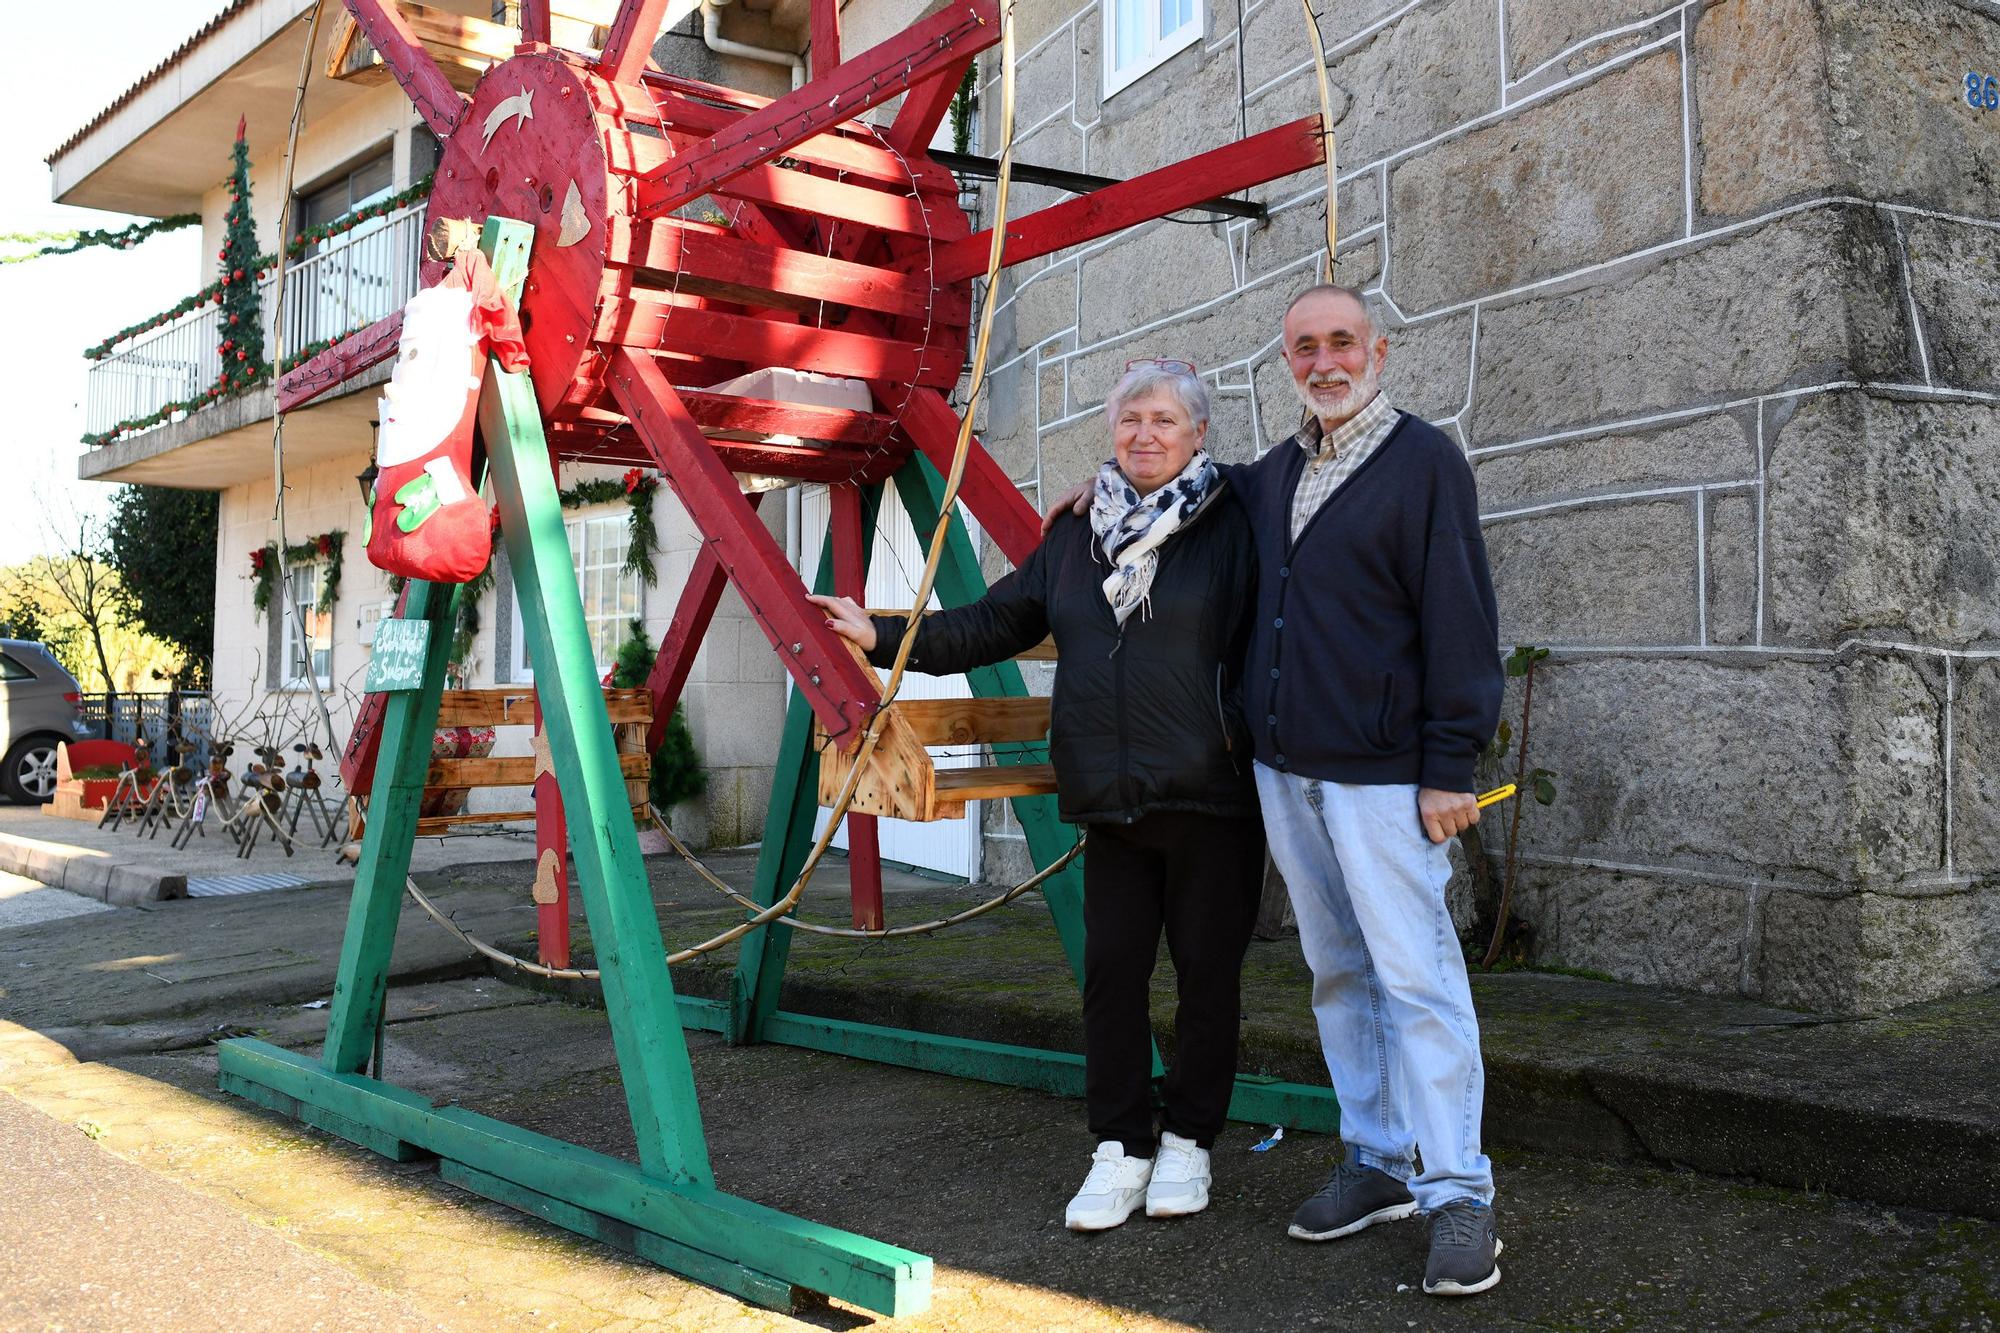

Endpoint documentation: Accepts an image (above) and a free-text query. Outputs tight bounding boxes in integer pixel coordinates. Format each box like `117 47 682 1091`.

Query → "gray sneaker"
1286 1161 1418 1241
1422 1199 1503 1296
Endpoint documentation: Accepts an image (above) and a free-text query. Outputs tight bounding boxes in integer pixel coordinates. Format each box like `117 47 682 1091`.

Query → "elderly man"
1048 284 1504 1295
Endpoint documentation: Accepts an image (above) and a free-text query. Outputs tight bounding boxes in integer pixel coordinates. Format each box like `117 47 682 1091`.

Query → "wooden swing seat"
815 621 1058 823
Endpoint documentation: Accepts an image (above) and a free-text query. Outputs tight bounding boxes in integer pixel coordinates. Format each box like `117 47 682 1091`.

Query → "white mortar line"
982 9 1082 92
1256 29 1682 174
1677 8 1694 238
1755 406 1766 647
1467 379 1872 458
1460 303 1481 421
1888 210 1935 385
1506 0 1690 88
1241 0 1436 101
1496 0 1512 106
1695 488 1707 645
1481 479 1756 522
1036 251 1321 374
1944 654 1956 879
1510 850 1975 898
1548 638 2000 661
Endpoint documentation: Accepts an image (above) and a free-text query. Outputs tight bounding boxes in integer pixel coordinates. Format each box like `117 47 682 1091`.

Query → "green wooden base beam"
218 1038 931 1317
677 999 1339 1134
439 1161 797 1311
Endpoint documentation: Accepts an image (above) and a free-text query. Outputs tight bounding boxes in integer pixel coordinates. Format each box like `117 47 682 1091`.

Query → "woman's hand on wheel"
806 594 877 652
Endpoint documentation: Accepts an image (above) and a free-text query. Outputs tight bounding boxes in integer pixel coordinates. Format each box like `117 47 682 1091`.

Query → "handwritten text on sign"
366 617 431 693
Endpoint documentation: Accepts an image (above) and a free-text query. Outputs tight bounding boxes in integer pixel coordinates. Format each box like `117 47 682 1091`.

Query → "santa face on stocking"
365 247 528 585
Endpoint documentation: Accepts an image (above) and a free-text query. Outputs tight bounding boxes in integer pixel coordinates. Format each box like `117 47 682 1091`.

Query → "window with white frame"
510 510 643 681
1102 0 1204 99
283 564 333 688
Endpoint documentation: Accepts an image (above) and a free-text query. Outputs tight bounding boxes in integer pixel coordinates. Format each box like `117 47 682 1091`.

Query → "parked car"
0 641 93 804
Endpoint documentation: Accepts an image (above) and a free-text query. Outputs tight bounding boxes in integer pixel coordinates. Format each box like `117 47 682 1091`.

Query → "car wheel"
2 735 62 804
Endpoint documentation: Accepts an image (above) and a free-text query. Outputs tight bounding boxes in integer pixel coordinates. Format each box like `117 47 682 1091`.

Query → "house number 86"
1969 71 1999 109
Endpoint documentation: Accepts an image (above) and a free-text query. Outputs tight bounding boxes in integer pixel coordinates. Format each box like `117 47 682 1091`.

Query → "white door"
800 483 982 880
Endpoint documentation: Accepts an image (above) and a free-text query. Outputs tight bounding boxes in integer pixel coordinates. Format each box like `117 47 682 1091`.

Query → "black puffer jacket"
865 484 1259 825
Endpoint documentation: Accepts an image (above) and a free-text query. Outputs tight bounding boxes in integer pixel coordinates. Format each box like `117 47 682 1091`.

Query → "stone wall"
968 0 2000 1011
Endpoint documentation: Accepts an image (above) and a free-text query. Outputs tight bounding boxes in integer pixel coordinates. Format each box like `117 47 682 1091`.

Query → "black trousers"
1082 810 1267 1155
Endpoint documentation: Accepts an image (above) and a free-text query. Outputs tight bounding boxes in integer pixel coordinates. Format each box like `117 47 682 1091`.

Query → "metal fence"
84 200 426 439
76 691 215 765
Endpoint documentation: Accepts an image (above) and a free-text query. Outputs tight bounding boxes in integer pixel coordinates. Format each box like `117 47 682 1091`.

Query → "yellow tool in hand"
1475 784 1517 809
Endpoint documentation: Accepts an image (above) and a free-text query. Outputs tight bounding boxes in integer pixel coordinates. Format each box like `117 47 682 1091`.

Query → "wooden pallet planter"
353 687 654 837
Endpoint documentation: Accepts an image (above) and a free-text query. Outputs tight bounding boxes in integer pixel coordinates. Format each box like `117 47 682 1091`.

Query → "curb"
0 831 188 906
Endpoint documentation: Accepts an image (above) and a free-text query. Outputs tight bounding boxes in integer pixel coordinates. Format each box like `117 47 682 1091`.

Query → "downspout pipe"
700 0 806 90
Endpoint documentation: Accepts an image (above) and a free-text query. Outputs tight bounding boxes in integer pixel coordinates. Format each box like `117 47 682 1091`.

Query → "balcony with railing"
83 199 426 446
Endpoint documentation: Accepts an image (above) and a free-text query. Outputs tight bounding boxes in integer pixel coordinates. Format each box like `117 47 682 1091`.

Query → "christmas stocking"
366 247 530 584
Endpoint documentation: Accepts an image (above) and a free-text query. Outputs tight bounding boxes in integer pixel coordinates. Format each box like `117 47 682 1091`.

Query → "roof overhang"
48 0 448 217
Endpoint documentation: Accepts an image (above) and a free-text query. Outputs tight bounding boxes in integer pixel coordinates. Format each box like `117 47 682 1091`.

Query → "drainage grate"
185 872 313 898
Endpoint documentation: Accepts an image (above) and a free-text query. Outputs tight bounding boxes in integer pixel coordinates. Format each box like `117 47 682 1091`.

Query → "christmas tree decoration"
365 245 528 584
219 119 264 380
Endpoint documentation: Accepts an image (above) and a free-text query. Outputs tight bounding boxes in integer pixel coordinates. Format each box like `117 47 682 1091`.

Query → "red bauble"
232 268 244 280
236 350 247 362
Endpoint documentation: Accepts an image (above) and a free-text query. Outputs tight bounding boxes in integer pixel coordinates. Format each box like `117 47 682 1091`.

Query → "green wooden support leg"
730 488 881 1046
320 578 459 1078
483 360 714 1188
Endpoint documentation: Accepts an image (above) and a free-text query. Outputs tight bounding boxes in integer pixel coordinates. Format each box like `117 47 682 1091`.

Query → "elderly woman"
809 360 1264 1232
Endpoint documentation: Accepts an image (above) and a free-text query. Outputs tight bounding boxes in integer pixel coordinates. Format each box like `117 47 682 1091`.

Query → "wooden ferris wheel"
223 0 1332 1315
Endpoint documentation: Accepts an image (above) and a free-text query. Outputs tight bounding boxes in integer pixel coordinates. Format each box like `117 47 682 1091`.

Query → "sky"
0 5 227 565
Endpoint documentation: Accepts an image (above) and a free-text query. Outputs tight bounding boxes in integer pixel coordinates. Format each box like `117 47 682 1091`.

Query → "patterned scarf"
1088 449 1220 627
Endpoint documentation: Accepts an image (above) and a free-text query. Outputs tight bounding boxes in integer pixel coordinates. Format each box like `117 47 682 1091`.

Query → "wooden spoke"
810 0 841 74
519 0 550 43
342 0 469 139
598 0 674 84
606 218 969 323
885 389 1044 567
885 55 974 156
599 290 962 388
915 116 1328 284
635 0 997 219
606 348 883 742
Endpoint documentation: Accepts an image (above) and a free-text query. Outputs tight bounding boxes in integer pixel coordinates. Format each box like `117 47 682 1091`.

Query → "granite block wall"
970 0 2000 1011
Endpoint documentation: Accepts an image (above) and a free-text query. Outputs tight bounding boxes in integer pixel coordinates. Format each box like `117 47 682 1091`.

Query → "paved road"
0 1087 439 1331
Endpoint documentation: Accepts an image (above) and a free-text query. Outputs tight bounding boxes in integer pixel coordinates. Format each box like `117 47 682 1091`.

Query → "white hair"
1103 364 1211 431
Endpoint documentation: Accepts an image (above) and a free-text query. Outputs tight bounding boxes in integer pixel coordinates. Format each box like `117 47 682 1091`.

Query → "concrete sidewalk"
0 857 1994 1328
0 801 537 904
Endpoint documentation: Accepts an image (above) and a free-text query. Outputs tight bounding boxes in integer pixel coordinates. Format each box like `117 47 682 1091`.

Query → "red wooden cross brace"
606 347 881 746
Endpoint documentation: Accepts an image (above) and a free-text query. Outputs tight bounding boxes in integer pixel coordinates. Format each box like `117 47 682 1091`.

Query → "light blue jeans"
1255 763 1494 1209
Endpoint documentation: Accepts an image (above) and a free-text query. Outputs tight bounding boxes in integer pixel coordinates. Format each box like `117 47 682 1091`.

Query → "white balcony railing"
84 200 426 440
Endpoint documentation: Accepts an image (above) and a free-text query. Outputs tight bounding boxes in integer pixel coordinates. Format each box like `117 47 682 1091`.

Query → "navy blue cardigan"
1227 412 1502 793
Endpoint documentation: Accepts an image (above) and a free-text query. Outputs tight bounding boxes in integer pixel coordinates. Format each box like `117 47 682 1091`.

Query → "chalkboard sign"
365 617 431 693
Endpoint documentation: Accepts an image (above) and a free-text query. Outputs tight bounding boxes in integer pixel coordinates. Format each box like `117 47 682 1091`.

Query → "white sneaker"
1065 1142 1153 1231
1145 1131 1211 1218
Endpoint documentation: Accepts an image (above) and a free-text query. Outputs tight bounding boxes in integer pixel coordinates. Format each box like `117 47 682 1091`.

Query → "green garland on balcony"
1 213 200 265
80 329 365 447
250 530 345 619
82 174 433 360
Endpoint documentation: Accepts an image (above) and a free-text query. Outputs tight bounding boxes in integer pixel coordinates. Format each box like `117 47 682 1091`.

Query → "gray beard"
1290 363 1382 428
